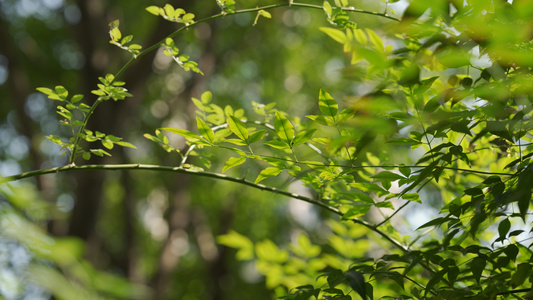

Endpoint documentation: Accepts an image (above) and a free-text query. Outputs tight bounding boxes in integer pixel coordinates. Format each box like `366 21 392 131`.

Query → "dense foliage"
1 0 533 299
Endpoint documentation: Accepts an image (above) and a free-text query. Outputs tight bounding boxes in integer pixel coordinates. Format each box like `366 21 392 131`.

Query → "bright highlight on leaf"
222 157 246 173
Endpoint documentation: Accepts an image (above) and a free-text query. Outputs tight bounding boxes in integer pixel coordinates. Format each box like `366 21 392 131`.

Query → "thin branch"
0 163 408 252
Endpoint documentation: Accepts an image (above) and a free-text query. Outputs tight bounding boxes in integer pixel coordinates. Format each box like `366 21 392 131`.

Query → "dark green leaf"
345 271 366 300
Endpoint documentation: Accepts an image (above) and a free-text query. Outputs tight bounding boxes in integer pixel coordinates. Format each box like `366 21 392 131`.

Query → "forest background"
1 0 533 299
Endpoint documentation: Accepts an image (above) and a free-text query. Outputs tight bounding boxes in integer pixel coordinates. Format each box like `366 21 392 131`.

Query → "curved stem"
0 163 407 251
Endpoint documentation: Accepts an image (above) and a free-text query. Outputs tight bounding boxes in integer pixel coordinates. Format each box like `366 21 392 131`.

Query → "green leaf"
161 127 207 144
228 116 249 142
376 201 393 209
323 1 333 18
510 263 532 288
115 141 137 149
255 167 283 183
201 91 212 104
54 86 68 100
264 140 291 150
470 257 486 284
318 89 338 120
110 27 121 41
274 111 294 145
402 193 421 203
102 140 114 150
82 152 91 160
371 171 405 181
498 218 511 240
248 130 266 144
196 117 215 144
342 205 372 219
225 139 248 146
292 129 316 146
146 6 160 15
345 271 366 300
217 230 254 260
46 135 64 146
366 28 384 53
222 157 246 173
258 10 271 19
319 27 346 44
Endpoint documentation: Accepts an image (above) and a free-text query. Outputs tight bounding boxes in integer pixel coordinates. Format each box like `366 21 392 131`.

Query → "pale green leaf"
274 111 294 145
217 231 254 260
318 89 338 120
255 167 283 183
319 27 346 44
228 116 249 142
146 6 160 16
196 117 215 144
366 28 384 53
292 129 316 146
222 157 246 173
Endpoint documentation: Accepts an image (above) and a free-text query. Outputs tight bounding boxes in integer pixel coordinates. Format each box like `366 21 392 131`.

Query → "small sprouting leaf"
163 4 175 18
46 135 64 146
318 89 338 120
228 116 249 142
102 140 114 150
121 35 133 45
196 117 215 144
110 27 121 41
201 91 212 104
319 27 346 44
258 10 271 19
54 86 68 100
274 111 295 145
222 157 246 173
182 13 195 23
255 167 283 183
323 1 333 17
146 6 161 15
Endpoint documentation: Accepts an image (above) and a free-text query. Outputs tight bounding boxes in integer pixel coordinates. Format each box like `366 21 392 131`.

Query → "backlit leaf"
318 89 338 120
222 157 246 173
274 111 294 145
255 167 283 183
196 117 215 144
228 116 249 142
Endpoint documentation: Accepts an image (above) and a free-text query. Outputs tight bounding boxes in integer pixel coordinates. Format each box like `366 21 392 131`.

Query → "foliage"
1 0 533 299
